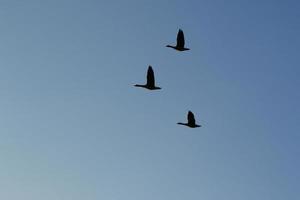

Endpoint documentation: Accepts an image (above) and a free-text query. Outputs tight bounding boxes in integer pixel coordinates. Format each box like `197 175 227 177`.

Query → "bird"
166 29 190 51
177 111 201 128
134 66 161 90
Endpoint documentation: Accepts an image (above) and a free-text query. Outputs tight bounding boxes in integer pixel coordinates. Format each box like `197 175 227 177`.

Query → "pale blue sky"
0 0 299 199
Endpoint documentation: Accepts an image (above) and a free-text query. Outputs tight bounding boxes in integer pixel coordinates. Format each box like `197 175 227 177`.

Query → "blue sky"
0 0 299 199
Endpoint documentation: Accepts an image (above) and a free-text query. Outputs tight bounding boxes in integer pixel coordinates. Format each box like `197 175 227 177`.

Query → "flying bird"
134 66 161 90
166 29 190 51
177 111 201 128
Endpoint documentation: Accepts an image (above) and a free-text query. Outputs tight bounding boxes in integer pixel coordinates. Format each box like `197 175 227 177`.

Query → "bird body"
134 66 161 90
177 111 201 128
166 29 190 51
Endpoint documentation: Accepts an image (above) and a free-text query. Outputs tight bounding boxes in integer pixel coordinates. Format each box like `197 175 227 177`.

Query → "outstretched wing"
147 66 155 86
187 111 196 125
177 29 185 48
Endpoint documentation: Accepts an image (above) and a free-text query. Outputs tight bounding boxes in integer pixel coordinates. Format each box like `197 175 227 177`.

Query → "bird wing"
147 66 155 86
187 111 196 125
177 29 185 48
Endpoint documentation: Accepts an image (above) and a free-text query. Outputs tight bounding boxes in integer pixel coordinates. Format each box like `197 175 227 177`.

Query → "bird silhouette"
166 29 190 51
177 111 201 128
134 66 161 90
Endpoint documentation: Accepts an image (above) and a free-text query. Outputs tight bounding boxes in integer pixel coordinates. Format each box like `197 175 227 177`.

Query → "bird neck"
134 84 145 88
166 45 175 48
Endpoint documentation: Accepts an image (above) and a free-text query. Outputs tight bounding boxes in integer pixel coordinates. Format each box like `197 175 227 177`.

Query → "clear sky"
0 0 299 199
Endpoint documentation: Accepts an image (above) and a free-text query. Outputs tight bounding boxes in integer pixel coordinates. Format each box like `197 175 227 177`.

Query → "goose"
166 29 190 51
177 111 201 128
134 66 161 90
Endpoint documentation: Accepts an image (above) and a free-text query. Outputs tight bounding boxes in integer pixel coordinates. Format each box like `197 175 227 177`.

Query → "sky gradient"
0 1 299 199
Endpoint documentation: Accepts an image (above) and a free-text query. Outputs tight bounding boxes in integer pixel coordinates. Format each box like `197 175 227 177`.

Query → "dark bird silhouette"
166 29 190 51
177 111 201 128
134 66 161 90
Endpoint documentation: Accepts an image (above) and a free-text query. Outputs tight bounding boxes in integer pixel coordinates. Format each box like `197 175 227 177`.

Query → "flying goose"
166 29 190 51
177 111 201 128
134 66 161 90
